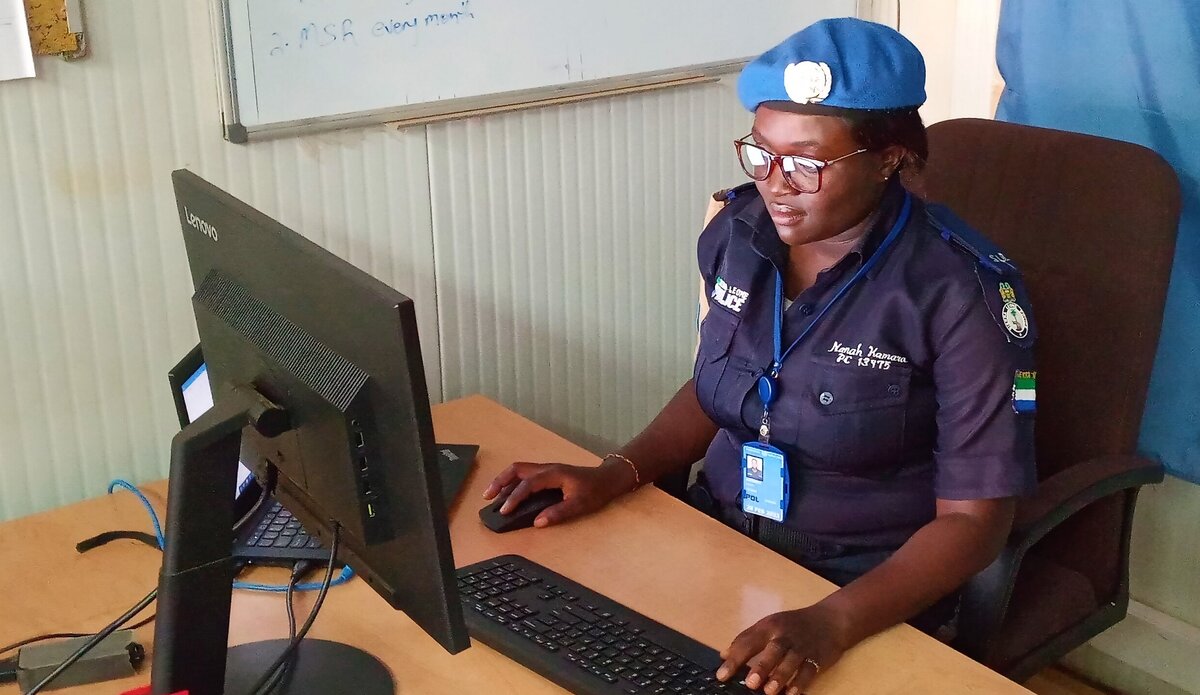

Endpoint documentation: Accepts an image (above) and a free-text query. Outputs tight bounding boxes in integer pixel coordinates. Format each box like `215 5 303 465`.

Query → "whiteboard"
217 0 858 142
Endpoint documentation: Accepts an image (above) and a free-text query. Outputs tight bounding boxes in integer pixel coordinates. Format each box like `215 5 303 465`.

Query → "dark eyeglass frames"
734 135 867 194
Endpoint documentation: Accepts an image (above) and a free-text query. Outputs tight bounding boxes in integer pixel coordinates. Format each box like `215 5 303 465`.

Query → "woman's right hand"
481 458 638 528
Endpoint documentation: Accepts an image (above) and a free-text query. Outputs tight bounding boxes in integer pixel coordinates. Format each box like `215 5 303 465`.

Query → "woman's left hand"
716 605 850 694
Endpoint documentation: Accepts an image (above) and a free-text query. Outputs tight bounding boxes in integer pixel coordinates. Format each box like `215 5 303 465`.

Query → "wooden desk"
0 396 1032 694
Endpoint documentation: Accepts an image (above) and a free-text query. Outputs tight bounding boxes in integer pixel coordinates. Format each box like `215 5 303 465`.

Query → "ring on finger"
803 657 821 674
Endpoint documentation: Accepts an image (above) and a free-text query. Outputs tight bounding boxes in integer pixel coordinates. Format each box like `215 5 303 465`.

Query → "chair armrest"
954 454 1163 663
1011 454 1164 550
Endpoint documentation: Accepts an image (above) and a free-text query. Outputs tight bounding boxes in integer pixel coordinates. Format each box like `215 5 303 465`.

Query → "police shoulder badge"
998 282 1029 339
783 61 832 104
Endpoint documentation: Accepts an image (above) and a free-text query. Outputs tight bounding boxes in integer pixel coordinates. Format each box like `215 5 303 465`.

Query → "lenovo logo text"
185 207 218 241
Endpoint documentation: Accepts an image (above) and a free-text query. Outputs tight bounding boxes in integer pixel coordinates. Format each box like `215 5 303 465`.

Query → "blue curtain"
996 0 1200 483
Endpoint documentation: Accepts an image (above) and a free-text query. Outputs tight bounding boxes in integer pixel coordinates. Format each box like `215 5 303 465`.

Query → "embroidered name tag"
827 341 909 370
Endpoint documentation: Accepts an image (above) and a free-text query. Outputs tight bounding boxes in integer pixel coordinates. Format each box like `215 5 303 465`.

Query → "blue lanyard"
758 192 913 417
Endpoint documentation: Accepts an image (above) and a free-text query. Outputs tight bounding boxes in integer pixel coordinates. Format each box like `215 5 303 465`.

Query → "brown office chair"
902 118 1180 680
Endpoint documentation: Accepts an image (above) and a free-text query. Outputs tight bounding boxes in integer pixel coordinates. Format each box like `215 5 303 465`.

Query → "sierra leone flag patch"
1013 370 1037 413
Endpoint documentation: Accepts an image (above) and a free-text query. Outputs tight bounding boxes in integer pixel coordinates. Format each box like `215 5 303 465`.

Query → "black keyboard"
456 555 752 695
245 501 320 549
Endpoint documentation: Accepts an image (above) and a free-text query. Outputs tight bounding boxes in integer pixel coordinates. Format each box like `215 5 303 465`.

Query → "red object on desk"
120 687 188 695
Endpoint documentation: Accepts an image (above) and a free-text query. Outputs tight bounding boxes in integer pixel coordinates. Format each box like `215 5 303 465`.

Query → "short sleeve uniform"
694 183 1037 550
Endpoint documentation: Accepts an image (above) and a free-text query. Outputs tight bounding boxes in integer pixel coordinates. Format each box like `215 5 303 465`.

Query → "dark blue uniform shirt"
694 182 1038 550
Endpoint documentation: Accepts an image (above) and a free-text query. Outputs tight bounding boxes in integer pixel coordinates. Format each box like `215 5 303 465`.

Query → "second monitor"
153 169 470 694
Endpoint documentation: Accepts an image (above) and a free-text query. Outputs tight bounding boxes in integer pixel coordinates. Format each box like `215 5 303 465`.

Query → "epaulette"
926 203 1037 348
711 182 758 204
703 182 760 231
925 203 1020 276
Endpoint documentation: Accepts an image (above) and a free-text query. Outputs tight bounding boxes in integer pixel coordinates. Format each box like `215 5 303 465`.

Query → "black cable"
22 588 157 695
257 560 311 695
126 613 157 632
286 569 299 640
247 526 340 695
283 560 317 640
0 634 89 659
0 655 18 685
0 608 157 659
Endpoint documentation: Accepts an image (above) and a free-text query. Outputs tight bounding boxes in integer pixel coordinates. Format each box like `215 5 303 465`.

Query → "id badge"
741 442 789 522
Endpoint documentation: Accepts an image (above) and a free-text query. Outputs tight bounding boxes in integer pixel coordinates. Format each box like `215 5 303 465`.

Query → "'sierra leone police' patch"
712 277 749 313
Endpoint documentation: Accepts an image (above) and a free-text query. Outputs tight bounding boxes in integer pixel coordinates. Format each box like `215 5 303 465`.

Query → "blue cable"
107 478 354 592
232 565 355 592
107 480 165 550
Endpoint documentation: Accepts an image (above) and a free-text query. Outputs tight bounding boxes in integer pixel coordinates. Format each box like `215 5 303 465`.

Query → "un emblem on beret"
783 61 832 104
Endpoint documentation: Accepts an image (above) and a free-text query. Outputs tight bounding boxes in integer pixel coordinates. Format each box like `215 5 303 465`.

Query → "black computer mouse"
479 488 565 533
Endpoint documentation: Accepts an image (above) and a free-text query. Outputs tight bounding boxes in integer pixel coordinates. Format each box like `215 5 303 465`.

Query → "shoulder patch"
925 204 1020 276
976 264 1037 349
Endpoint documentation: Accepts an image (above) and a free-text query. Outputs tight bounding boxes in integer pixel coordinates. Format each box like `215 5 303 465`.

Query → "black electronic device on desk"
168 344 478 566
456 555 753 695
479 488 564 533
157 170 472 695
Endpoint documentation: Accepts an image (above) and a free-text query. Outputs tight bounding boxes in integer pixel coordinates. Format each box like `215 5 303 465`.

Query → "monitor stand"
223 639 392 694
151 384 394 695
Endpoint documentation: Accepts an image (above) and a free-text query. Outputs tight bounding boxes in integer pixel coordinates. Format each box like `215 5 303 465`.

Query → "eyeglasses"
734 135 867 194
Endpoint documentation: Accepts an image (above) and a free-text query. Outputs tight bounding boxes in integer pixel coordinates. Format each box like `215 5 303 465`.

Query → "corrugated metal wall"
0 1 746 520
429 91 746 452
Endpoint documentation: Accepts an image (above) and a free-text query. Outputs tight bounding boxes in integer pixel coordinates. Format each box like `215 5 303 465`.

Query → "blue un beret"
738 18 926 112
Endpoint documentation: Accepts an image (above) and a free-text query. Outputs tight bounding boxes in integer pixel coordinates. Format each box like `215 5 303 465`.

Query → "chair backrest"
903 118 1180 478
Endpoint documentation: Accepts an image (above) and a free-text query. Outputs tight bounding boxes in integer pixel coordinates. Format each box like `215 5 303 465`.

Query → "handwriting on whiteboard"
267 0 475 57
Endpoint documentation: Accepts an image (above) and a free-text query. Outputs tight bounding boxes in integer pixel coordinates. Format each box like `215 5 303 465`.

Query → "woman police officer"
484 18 1037 695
